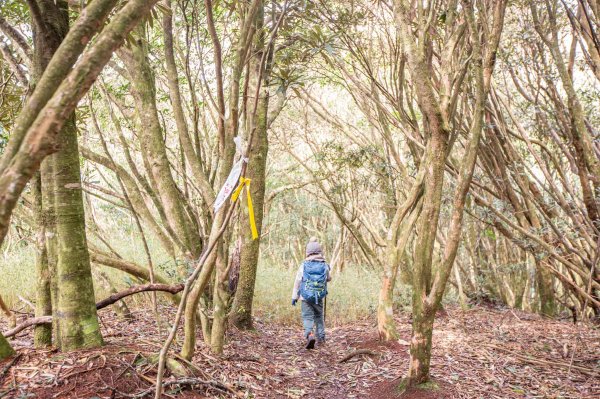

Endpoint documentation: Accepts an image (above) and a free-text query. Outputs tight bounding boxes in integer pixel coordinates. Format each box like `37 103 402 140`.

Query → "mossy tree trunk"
54 113 103 351
29 0 65 348
25 0 104 352
230 1 271 330
0 333 14 360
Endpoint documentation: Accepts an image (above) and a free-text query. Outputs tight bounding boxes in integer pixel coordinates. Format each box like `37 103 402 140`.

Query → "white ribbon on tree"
213 137 248 213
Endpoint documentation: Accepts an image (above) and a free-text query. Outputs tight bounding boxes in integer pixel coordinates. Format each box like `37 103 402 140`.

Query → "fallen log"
2 283 184 338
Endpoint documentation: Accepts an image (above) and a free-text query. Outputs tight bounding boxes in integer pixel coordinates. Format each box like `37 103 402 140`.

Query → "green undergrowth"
253 262 412 325
1 228 415 325
0 244 36 307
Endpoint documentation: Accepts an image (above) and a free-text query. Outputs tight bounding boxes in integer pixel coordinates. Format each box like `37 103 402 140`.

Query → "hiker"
291 238 332 349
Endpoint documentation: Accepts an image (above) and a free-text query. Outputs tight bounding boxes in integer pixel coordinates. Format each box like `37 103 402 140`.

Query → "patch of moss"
396 379 409 393
416 380 440 391
395 378 441 394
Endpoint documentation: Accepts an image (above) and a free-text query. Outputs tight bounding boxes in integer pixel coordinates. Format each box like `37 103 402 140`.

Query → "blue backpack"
300 260 329 305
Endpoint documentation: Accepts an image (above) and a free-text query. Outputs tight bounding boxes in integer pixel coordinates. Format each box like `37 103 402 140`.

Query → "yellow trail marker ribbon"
231 177 259 240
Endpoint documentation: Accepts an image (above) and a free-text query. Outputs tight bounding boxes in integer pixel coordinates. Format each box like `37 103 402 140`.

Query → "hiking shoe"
305 333 316 349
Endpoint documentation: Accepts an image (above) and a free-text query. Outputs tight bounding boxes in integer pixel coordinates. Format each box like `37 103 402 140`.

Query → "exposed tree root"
339 349 379 363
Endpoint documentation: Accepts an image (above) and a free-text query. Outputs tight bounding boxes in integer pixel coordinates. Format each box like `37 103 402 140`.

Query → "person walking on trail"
291 237 332 349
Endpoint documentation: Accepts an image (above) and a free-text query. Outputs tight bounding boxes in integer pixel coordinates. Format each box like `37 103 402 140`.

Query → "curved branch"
0 14 32 63
0 42 28 86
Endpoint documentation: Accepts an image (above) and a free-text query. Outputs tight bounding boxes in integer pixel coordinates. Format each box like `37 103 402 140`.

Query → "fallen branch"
95 283 183 310
3 283 184 338
339 349 379 363
485 344 598 377
3 316 52 338
120 377 239 398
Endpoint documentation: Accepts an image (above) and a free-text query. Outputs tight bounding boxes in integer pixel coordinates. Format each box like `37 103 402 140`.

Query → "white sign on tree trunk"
213 137 247 213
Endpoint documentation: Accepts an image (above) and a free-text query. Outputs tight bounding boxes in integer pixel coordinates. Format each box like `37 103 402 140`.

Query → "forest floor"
0 304 598 399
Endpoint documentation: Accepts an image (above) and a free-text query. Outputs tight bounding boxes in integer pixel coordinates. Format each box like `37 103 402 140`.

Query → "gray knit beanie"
306 237 323 256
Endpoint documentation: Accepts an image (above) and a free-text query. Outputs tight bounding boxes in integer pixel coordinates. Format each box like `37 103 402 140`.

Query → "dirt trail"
1 305 598 398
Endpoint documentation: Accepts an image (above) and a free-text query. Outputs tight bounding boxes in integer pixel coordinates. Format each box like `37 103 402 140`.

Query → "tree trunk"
0 333 14 360
406 307 435 385
231 3 270 329
42 156 60 342
54 114 103 351
0 295 16 328
210 252 231 353
180 234 221 359
28 0 103 351
377 272 399 340
453 264 468 310
32 172 52 347
30 0 67 349
536 260 556 317
229 119 268 329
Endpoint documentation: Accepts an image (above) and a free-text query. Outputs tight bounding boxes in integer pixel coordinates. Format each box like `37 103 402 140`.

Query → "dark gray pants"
301 300 325 340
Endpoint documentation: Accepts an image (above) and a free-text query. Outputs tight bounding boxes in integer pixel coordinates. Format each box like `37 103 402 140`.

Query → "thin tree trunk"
453 264 468 310
407 307 435 386
210 250 231 353
377 269 399 340
32 172 52 346
119 25 201 261
536 259 556 316
0 295 16 328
